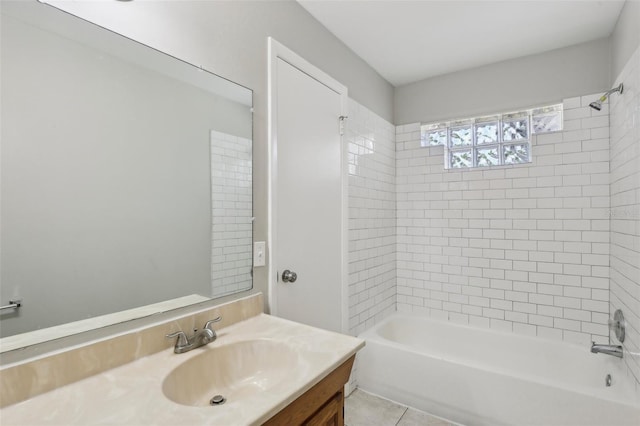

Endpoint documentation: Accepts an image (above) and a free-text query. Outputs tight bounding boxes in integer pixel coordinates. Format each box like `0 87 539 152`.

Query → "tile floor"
344 389 458 426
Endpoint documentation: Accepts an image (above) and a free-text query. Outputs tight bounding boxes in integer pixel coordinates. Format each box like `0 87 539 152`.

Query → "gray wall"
0 8 250 336
611 0 640 79
43 0 394 310
394 38 612 125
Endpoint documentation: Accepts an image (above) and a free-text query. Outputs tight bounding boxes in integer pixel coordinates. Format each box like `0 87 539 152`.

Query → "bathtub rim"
357 312 640 409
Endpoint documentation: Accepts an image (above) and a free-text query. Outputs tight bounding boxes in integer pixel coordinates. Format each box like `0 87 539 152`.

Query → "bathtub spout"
591 342 623 358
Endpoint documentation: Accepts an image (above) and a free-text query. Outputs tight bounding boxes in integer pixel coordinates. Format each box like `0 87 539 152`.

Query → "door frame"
267 37 349 334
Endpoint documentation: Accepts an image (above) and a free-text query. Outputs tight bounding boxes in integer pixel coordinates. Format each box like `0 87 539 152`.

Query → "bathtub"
356 314 640 426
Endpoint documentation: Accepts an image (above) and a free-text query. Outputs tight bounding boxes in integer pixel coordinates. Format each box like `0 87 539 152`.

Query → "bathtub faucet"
590 342 623 358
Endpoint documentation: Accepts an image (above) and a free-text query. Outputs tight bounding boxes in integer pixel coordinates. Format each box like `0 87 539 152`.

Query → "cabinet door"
304 393 343 426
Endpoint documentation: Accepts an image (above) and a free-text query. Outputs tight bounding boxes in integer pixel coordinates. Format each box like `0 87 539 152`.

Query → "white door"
269 40 347 334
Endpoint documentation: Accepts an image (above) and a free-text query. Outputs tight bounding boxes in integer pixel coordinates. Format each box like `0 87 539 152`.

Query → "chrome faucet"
166 316 222 354
591 342 623 358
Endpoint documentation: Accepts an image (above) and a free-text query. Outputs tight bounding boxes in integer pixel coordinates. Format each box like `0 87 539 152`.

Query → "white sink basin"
162 339 300 406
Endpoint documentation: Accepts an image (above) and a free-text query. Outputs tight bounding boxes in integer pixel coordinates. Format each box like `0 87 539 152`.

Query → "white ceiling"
298 0 625 87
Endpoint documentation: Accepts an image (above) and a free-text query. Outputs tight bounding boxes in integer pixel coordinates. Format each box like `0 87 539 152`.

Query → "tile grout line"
395 407 409 426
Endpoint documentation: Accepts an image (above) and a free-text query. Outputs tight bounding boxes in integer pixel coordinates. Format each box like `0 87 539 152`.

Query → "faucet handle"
166 331 189 347
204 316 222 331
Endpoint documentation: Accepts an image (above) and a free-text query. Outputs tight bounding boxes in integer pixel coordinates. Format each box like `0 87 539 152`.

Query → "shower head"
589 100 602 111
589 83 624 111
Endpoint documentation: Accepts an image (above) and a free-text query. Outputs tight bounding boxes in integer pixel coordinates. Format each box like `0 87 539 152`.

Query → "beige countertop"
0 314 364 425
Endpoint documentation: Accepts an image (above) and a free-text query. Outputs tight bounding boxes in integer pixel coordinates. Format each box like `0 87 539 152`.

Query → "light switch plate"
254 241 266 267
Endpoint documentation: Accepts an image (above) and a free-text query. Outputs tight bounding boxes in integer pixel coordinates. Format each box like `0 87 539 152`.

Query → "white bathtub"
357 314 640 426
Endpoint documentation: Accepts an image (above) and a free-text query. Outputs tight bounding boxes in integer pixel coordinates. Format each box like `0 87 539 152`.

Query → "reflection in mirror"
0 1 253 348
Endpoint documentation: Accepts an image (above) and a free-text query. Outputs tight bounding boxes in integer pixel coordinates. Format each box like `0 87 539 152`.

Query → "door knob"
281 269 297 283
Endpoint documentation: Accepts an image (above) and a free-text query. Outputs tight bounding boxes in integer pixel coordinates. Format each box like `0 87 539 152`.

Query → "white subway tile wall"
396 96 611 346
610 45 640 389
347 100 396 336
210 130 253 298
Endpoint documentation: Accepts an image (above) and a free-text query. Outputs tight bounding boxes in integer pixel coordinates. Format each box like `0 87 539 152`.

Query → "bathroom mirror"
0 1 253 345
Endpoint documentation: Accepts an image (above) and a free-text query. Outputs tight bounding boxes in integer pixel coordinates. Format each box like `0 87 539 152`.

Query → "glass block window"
476 147 500 167
503 143 530 165
421 123 447 147
532 104 563 134
475 118 499 145
420 103 562 169
450 124 472 147
451 150 472 168
502 113 529 141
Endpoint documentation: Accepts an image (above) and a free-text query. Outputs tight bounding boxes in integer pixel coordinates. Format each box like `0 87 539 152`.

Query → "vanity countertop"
0 314 364 425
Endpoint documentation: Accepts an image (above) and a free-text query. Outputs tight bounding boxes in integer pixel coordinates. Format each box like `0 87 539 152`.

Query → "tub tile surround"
347 99 397 336
0 293 263 408
396 95 612 347
346 100 397 393
609 44 640 390
210 130 253 298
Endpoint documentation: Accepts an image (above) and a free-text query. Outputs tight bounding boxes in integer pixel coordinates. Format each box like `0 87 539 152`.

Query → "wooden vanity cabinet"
262 355 355 426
